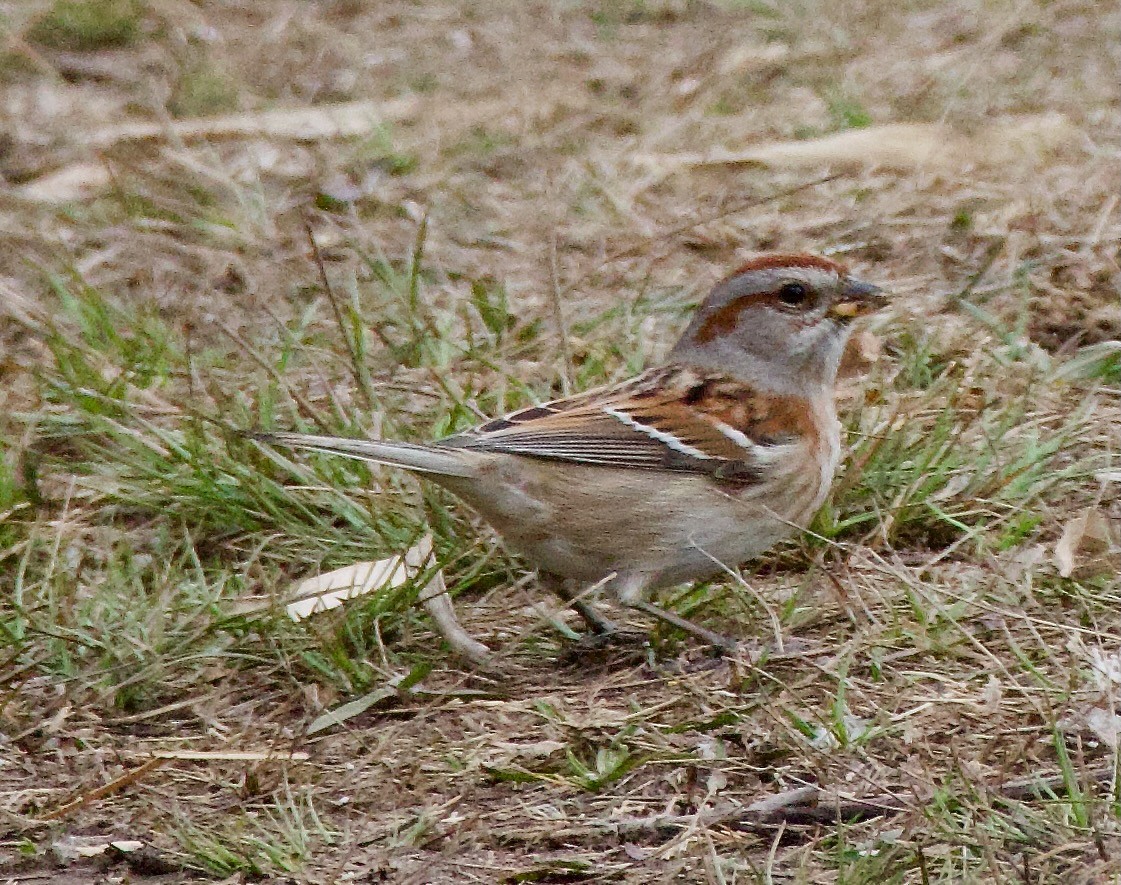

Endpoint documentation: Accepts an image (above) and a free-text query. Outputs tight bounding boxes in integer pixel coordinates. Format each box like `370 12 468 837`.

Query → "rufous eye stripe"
694 293 769 344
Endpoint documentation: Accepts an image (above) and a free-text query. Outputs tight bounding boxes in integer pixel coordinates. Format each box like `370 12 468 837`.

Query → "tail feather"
250 431 477 478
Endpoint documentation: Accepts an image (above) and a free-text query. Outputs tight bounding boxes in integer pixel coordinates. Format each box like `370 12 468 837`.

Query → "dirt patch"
1029 243 1121 350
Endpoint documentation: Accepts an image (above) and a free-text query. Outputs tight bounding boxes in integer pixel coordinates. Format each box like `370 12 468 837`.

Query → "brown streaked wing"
436 365 809 482
464 366 676 435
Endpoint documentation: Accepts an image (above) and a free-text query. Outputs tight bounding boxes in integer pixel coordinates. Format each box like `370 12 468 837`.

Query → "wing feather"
438 365 810 483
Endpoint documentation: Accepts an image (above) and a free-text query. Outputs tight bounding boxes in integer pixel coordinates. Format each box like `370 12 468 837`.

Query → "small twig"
1089 193 1118 246
40 757 167 821
184 320 197 402
407 213 429 314
410 535 493 666
547 230 573 395
745 785 821 818
145 750 310 762
102 696 203 726
765 820 786 875
560 173 842 297
950 238 1006 304
597 764 1118 837
830 400 902 501
40 749 311 822
214 318 329 431
303 215 379 413
259 300 350 426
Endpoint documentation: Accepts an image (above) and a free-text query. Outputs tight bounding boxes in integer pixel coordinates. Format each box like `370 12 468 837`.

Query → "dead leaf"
286 556 412 621
981 675 1003 713
1086 707 1121 749
282 534 491 663
1088 647 1121 690
837 329 882 379
52 836 144 864
148 750 309 762
999 543 1047 583
230 534 491 662
836 329 883 403
634 113 1080 180
85 98 419 151
14 98 420 204
417 569 492 664
705 768 728 796
411 535 492 664
475 739 566 768
1054 507 1120 578
15 161 111 203
307 679 403 735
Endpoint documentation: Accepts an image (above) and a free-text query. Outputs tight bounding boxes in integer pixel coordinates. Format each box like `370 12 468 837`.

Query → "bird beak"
829 278 887 320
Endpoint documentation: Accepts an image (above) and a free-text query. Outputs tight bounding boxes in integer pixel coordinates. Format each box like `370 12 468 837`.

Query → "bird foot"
559 628 651 664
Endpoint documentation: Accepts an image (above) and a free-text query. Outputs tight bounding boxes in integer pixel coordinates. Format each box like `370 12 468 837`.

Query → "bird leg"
546 576 621 635
626 599 737 652
543 575 735 652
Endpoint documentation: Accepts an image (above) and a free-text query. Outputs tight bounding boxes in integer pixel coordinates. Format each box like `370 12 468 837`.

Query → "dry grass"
1 0 1119 881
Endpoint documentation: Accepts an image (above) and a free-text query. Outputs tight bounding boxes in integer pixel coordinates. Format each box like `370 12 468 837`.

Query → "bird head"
669 253 887 394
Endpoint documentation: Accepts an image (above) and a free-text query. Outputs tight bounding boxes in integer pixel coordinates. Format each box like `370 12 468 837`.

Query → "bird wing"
440 365 812 482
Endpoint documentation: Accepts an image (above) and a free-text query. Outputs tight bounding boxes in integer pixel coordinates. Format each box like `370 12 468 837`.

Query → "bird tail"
249 431 477 478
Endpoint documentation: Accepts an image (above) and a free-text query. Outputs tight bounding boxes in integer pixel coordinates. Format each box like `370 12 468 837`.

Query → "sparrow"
253 253 886 657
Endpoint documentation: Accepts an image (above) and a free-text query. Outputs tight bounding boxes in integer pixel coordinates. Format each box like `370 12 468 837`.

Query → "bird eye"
777 282 808 306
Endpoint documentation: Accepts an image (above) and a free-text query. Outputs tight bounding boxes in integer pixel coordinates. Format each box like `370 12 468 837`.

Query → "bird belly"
441 456 829 597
